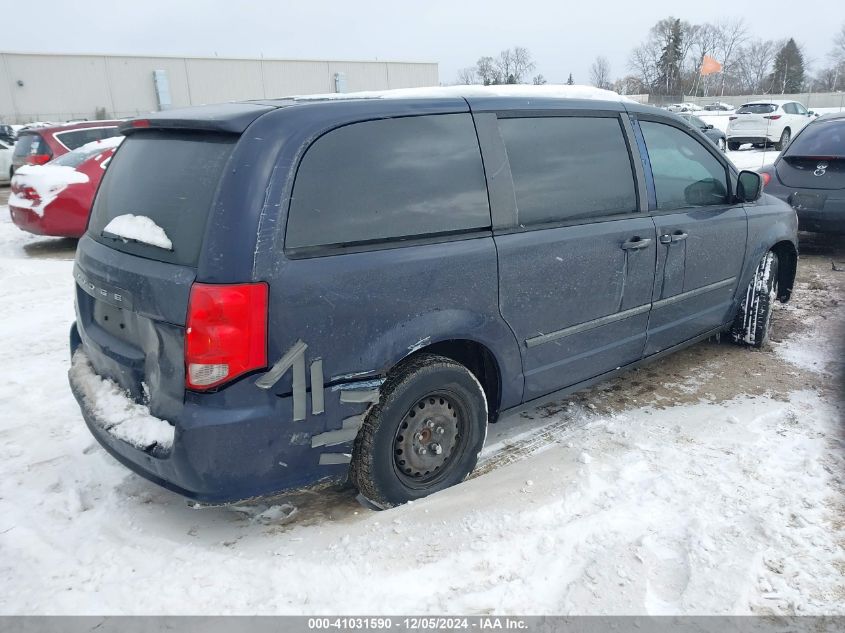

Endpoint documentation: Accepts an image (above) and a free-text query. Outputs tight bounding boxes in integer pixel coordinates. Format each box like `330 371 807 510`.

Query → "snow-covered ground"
0 190 842 615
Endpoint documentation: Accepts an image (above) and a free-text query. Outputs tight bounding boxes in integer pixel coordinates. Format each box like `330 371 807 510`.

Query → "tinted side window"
55 127 119 150
498 116 637 226
782 103 797 115
793 103 808 115
640 121 728 210
286 114 490 250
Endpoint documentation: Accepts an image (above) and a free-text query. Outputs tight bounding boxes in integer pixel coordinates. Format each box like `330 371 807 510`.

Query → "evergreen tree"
657 18 683 95
566 73 574 85
769 38 805 93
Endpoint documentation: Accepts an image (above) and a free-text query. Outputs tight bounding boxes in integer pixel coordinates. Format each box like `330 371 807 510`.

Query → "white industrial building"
0 51 440 124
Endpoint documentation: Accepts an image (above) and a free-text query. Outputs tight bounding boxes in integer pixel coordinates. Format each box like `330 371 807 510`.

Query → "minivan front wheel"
350 353 488 508
730 251 779 348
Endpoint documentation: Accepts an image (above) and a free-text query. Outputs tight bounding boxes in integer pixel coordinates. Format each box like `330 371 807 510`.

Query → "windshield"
12 133 49 159
737 104 777 115
785 120 845 158
88 131 237 267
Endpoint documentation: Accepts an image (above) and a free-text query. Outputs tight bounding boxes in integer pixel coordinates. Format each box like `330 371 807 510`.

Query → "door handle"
621 237 652 250
659 232 689 244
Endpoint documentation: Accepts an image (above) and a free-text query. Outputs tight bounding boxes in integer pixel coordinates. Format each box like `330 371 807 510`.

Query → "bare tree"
456 67 477 85
628 40 661 92
510 46 536 83
532 74 547 85
834 23 845 61
476 56 499 85
713 18 748 95
735 39 779 94
495 49 515 83
590 56 611 89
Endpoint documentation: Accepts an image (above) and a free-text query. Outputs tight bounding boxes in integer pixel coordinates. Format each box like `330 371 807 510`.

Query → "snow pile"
293 84 633 103
9 164 89 216
102 214 173 250
68 350 174 451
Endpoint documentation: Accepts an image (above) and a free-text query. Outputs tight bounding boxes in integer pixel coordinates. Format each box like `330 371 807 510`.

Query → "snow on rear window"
69 350 175 451
102 214 173 250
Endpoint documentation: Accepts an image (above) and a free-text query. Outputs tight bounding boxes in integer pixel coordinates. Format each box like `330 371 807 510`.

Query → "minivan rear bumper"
69 323 349 504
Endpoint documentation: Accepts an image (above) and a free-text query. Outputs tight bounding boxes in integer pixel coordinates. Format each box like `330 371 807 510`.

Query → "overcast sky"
1 0 840 88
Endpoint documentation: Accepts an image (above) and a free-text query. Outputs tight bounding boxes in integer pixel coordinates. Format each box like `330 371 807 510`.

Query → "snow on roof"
291 84 634 103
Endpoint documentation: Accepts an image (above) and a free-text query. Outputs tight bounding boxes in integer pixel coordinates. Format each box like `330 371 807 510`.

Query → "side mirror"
736 170 763 203
808 110 815 116
705 124 714 129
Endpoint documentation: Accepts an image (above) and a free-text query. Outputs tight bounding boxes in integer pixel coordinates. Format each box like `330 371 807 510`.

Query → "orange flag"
700 55 723 75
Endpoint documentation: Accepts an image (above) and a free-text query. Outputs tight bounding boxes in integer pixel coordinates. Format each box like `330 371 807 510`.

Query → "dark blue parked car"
757 111 845 234
68 91 798 508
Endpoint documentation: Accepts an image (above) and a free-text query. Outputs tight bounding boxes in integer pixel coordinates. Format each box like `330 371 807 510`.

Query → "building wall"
0 52 439 123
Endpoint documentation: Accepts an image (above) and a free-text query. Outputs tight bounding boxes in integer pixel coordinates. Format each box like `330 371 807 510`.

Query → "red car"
9 137 123 238
11 120 122 173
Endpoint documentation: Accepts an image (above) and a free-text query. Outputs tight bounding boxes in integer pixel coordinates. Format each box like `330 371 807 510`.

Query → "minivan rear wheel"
730 251 779 348
350 353 487 508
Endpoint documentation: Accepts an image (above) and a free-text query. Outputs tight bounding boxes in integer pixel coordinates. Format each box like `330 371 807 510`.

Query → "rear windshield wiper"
100 230 174 252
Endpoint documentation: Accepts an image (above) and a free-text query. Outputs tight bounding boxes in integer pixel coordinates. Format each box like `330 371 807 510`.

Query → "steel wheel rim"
392 391 467 488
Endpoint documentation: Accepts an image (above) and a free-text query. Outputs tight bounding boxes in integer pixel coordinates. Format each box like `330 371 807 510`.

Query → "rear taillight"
764 115 782 120
14 185 41 204
185 282 268 391
26 153 51 165
760 172 771 186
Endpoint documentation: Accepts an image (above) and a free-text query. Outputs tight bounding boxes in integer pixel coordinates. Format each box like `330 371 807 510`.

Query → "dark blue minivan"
68 90 798 508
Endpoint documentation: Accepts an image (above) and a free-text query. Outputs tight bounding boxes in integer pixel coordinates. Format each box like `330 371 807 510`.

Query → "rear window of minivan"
88 131 236 266
285 113 490 252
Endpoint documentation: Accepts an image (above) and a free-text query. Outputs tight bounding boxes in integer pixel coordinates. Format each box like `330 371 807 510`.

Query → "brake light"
185 282 268 390
14 185 41 204
764 115 782 120
131 119 151 128
26 153 51 165
760 172 771 186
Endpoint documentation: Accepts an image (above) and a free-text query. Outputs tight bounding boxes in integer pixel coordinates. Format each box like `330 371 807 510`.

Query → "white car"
726 100 813 151
666 103 702 113
0 139 13 184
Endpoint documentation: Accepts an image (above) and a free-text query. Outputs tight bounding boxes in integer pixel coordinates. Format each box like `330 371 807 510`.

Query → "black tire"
728 141 741 151
730 251 779 348
774 128 791 151
350 353 488 508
